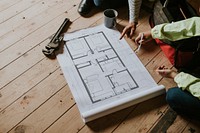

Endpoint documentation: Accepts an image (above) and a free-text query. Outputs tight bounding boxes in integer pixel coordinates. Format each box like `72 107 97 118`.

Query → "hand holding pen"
135 31 152 45
134 31 153 52
135 32 144 52
156 65 177 78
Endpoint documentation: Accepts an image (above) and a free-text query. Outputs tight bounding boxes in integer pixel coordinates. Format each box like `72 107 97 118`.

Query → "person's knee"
166 87 180 103
93 0 105 8
166 87 200 120
93 0 127 9
166 87 186 116
166 87 183 112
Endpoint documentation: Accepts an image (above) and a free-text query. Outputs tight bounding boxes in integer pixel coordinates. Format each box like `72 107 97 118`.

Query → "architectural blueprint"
57 25 165 122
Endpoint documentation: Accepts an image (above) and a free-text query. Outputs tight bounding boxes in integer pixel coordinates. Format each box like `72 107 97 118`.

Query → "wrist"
129 21 137 27
144 31 152 39
170 71 178 78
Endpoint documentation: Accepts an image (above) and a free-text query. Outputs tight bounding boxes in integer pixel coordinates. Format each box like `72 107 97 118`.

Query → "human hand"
156 66 178 79
119 22 137 40
135 31 152 45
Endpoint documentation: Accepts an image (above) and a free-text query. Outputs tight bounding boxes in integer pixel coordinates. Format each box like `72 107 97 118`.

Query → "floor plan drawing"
65 31 138 103
57 25 165 122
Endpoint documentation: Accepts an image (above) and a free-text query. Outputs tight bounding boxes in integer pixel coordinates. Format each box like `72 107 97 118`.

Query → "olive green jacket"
151 17 200 99
151 17 200 41
175 72 200 99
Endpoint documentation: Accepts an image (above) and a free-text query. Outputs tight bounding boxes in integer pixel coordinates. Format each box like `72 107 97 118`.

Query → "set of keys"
42 18 70 59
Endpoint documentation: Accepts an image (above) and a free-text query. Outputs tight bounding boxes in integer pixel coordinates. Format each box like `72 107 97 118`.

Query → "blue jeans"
93 0 127 9
166 87 200 120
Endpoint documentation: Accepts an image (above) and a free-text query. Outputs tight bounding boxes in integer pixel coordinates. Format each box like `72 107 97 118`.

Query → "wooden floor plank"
0 0 22 12
0 69 66 132
80 107 136 133
45 102 135 133
166 115 200 133
113 95 167 133
44 105 85 133
183 120 200 133
150 108 177 133
8 85 75 133
167 115 189 132
0 4 79 87
146 51 172 83
0 40 47 89
0 56 59 111
0 0 79 52
0 0 199 132
0 0 43 25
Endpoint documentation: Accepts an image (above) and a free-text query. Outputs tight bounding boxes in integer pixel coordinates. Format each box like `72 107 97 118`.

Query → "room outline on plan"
64 31 139 103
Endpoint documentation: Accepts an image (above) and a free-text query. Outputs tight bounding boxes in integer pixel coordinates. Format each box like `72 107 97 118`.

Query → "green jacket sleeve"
174 72 200 100
151 17 200 41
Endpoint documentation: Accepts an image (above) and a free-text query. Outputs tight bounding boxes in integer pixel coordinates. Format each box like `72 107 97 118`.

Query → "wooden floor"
1 0 200 132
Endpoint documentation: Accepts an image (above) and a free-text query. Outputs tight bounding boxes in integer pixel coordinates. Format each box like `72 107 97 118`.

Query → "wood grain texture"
0 0 199 132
